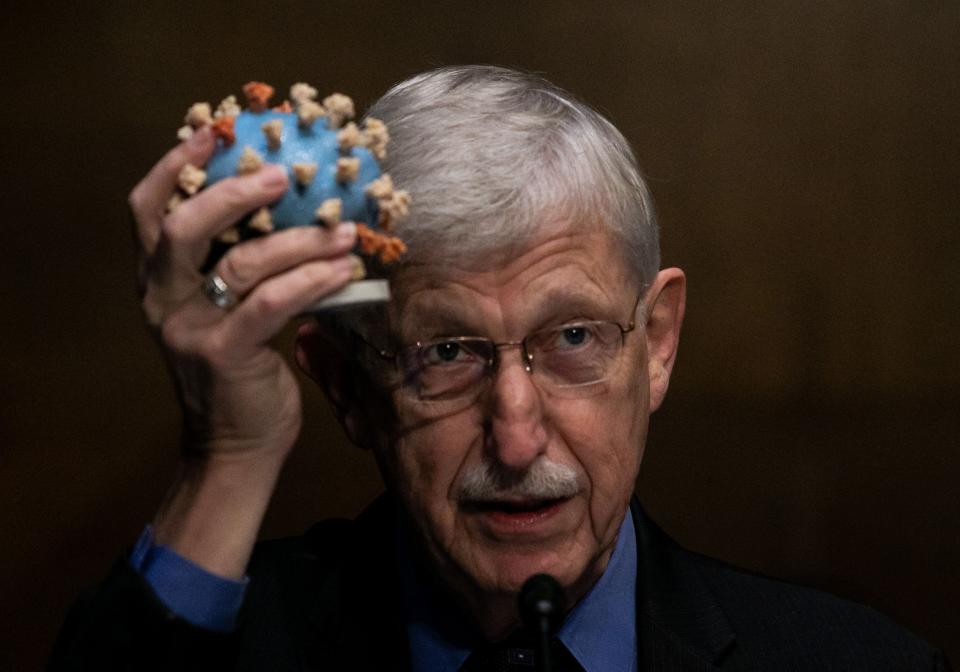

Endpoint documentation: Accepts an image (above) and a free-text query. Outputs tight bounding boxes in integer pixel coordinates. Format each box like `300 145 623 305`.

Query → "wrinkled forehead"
392 208 639 281
383 226 637 337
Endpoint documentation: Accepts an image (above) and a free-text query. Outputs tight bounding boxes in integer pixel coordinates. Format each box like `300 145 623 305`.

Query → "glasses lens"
395 321 625 411
399 338 492 401
527 322 623 388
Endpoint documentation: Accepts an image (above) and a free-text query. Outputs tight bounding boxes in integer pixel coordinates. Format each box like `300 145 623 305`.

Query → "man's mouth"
464 497 566 514
460 497 572 534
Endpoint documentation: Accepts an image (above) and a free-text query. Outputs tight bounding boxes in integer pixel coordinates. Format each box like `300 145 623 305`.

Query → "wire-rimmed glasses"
359 295 643 414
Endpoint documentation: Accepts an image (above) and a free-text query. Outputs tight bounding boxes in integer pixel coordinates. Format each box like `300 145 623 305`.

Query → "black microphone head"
519 573 566 633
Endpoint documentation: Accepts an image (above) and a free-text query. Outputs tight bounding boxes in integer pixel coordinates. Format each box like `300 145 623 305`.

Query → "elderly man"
53 66 947 671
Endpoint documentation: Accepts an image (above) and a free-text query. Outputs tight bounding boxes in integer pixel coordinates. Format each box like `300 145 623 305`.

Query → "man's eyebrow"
527 287 617 327
397 286 621 338
398 296 482 337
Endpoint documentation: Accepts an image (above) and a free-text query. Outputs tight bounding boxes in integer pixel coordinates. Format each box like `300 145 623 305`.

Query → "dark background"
2 2 958 668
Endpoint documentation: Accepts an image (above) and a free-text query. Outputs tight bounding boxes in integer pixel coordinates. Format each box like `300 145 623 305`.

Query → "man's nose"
485 354 549 471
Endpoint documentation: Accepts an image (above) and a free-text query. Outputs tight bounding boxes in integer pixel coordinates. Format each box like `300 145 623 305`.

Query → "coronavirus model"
170 81 409 309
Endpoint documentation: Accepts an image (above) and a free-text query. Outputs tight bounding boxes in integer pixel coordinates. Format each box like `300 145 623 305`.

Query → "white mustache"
457 458 580 502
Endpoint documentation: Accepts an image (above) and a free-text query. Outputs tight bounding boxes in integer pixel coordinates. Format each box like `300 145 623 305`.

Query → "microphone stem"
537 615 553 672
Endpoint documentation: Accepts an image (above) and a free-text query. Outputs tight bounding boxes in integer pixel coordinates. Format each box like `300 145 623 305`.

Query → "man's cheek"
396 433 454 509
549 401 614 452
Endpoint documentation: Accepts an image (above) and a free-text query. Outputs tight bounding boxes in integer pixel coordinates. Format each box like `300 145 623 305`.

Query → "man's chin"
457 539 592 599
449 495 589 588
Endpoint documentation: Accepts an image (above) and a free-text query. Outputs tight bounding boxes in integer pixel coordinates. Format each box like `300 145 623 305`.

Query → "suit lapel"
632 500 737 671
299 495 412 671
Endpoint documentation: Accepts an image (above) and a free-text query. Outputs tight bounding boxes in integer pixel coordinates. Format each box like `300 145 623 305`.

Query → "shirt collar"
556 511 637 672
401 510 637 672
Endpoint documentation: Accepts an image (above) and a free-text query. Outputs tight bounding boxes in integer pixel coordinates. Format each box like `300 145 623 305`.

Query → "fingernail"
259 164 288 188
188 125 212 147
335 221 357 241
332 255 356 276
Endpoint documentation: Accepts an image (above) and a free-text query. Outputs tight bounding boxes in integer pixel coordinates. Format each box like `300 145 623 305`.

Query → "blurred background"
2 1 958 668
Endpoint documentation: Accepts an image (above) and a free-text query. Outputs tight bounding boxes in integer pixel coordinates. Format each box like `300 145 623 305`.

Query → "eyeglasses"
359 295 642 413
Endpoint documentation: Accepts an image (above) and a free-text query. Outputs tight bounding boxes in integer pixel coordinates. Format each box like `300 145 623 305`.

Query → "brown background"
2 1 958 668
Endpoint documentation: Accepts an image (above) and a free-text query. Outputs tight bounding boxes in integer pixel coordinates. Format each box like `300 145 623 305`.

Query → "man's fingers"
159 255 355 365
213 222 358 296
219 257 356 351
160 165 289 269
129 128 216 252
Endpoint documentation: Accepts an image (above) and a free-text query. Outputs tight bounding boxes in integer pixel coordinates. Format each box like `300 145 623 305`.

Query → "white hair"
367 65 660 286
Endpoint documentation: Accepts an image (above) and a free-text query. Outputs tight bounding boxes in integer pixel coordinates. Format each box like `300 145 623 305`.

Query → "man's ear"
642 267 686 413
295 320 384 450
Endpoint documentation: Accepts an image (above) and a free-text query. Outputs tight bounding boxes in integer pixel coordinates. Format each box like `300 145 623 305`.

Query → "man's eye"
557 326 591 348
423 341 465 364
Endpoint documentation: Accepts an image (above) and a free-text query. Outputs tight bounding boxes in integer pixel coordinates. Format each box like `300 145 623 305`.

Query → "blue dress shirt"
132 509 638 670
129 525 247 632
403 511 638 672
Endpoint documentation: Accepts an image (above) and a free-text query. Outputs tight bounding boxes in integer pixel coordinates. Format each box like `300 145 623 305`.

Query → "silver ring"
202 272 238 310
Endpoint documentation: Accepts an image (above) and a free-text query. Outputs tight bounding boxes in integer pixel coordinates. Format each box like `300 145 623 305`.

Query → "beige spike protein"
360 117 389 160
185 103 213 128
335 157 360 183
323 93 355 129
314 198 342 227
236 146 264 175
292 162 318 187
217 227 240 244
262 119 284 151
214 95 241 119
289 82 318 104
249 207 274 233
337 122 360 151
177 164 207 195
296 100 325 128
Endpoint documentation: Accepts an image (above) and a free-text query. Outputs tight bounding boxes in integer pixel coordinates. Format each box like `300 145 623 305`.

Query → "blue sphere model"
205 109 381 230
174 82 408 308
175 82 408 264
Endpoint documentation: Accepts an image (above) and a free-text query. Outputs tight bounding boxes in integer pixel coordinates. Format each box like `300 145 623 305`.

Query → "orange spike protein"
211 116 236 146
242 81 275 112
356 224 408 264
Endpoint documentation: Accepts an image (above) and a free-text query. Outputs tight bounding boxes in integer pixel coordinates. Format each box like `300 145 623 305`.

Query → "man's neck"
400 506 639 672
399 522 616 642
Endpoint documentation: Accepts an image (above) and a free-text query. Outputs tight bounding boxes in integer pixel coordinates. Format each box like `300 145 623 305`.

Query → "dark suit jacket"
51 495 950 671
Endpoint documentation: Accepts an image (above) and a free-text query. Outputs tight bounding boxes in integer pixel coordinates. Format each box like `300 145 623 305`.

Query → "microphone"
519 574 566 672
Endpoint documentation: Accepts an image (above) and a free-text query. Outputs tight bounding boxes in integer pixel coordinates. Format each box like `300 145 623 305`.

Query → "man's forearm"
152 449 286 580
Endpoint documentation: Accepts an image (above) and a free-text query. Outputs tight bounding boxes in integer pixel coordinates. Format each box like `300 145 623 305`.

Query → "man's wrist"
130 525 248 632
152 450 285 578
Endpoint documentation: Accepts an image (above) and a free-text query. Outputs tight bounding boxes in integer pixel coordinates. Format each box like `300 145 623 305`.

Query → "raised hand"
127 127 357 577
